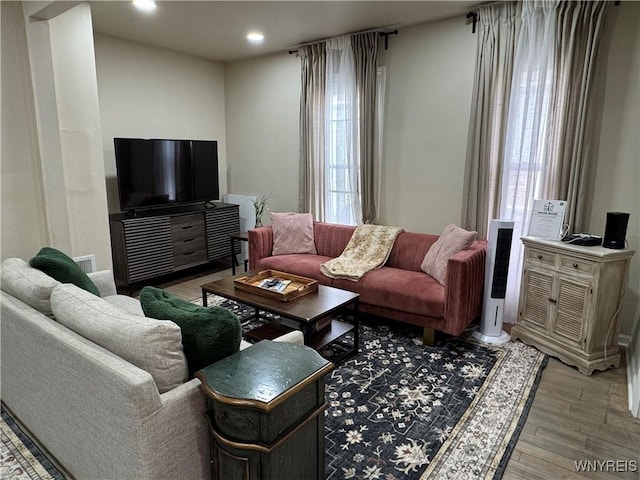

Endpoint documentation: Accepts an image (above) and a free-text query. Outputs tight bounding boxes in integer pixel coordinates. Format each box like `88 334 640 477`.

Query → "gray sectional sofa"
0 258 302 480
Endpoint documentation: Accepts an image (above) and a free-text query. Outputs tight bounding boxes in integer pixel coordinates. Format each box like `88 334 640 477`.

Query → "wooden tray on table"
233 270 319 302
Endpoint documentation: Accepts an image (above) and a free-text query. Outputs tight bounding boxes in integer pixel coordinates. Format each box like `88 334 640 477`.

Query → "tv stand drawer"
171 214 205 241
173 236 207 256
174 248 208 268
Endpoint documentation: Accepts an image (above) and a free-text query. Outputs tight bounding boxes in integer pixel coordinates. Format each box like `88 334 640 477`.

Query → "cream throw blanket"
320 225 404 281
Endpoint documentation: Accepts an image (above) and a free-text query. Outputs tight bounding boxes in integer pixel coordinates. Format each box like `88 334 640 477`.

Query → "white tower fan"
472 219 514 345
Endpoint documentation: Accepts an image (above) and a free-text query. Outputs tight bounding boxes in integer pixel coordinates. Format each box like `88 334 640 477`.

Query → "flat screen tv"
114 138 219 211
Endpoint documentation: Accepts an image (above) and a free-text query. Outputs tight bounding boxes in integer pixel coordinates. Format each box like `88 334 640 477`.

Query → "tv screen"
114 138 219 211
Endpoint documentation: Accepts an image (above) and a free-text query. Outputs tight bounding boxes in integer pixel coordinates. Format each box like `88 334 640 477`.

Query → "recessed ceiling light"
133 0 157 12
246 32 265 44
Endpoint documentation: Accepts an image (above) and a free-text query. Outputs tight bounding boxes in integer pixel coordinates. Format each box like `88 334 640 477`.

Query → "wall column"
22 1 112 269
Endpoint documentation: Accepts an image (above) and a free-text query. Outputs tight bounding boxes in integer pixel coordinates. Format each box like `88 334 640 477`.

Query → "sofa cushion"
1 258 60 315
333 267 445 318
51 284 188 393
139 287 242 375
103 294 146 317
30 247 100 296
271 212 317 255
421 224 477 285
313 222 356 258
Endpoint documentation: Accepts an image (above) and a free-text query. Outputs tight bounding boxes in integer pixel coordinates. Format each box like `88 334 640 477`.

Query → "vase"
255 217 263 228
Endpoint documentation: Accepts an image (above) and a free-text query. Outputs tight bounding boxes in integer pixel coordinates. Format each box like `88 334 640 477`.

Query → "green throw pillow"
29 247 100 296
139 286 242 375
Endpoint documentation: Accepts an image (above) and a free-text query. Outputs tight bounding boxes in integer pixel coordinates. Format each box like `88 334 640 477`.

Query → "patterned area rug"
202 294 548 480
1 406 65 480
0 296 547 480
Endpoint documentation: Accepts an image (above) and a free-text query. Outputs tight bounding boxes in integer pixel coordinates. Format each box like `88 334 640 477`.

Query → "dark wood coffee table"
201 275 359 362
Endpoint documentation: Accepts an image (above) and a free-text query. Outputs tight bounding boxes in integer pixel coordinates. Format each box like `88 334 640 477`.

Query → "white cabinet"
512 237 634 375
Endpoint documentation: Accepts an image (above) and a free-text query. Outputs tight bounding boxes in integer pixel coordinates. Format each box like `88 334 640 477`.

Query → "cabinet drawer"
173 236 207 255
527 248 556 266
559 256 594 275
173 248 208 268
171 214 205 240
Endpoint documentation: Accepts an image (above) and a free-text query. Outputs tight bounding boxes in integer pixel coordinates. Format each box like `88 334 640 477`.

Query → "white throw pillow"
270 212 317 255
1 258 60 315
51 284 188 393
421 224 477 285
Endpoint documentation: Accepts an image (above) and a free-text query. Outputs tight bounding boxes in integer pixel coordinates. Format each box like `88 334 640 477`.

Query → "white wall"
588 2 639 336
48 4 112 267
2 2 112 269
589 2 639 408
378 18 475 233
224 53 301 216
1 1 49 258
93 34 227 213
224 16 475 230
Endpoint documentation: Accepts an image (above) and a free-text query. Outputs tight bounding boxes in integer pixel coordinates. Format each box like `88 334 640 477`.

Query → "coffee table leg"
301 322 313 345
230 237 237 275
202 291 208 307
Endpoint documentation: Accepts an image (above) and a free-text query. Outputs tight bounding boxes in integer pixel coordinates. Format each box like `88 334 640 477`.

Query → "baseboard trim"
625 322 640 418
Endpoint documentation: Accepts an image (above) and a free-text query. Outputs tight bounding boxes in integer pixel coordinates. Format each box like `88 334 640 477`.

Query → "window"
326 73 360 225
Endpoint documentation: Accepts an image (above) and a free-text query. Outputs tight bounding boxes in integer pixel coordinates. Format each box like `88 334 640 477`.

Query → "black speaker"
603 212 629 249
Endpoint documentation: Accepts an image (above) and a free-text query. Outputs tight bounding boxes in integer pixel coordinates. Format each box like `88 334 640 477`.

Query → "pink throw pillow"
421 224 477 285
271 212 317 256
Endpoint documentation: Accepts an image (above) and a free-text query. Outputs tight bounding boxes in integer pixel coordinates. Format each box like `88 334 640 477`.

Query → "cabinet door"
519 266 554 332
123 217 173 282
551 275 590 346
206 206 240 261
213 443 256 480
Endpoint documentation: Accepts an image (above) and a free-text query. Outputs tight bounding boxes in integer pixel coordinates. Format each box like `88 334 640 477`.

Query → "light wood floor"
155 265 640 480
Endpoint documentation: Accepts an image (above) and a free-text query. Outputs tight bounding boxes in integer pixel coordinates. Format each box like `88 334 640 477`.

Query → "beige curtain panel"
298 32 380 225
352 31 380 225
543 0 610 233
461 2 522 240
462 0 610 239
298 42 327 220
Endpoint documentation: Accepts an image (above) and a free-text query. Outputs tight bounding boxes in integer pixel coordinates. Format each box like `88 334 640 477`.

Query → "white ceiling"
89 1 484 62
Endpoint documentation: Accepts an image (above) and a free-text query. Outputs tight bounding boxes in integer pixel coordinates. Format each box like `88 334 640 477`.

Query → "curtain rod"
466 0 620 33
288 28 398 55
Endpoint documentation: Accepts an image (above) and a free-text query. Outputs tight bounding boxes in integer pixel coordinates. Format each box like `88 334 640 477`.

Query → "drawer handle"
572 263 578 268
537 255 543 260
184 251 194 256
183 238 194 243
182 225 194 230
548 298 557 304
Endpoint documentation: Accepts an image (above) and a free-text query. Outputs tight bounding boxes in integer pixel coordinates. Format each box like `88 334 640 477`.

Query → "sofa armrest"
146 378 210 480
87 270 117 297
442 241 487 336
248 226 274 270
273 330 305 345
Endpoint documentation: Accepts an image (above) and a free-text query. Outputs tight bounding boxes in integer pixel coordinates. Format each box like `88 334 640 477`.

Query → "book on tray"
258 277 292 293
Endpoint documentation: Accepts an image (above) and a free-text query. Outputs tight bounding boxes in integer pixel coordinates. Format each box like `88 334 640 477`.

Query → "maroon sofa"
248 222 487 339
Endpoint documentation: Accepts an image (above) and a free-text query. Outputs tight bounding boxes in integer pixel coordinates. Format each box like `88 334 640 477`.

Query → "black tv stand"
109 202 240 290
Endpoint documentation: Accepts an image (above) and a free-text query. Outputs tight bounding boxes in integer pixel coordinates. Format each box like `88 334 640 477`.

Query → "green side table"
195 340 334 480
